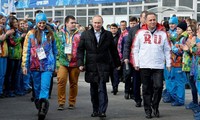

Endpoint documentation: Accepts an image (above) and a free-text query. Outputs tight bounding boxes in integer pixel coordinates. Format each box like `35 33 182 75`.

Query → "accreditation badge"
64 44 72 54
36 47 46 60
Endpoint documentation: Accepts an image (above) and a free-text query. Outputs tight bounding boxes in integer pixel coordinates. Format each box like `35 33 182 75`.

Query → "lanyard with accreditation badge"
36 33 47 60
64 32 73 54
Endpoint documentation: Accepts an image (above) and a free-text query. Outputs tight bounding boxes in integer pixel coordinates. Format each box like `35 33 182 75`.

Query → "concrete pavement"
0 73 194 120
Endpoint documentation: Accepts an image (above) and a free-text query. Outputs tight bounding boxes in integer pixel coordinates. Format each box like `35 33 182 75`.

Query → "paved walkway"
0 73 194 120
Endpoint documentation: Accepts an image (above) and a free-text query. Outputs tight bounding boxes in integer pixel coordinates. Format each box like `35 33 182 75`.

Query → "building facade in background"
14 0 199 27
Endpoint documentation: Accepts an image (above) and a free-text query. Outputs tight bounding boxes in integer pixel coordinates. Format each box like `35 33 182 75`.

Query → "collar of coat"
141 23 165 31
90 26 105 34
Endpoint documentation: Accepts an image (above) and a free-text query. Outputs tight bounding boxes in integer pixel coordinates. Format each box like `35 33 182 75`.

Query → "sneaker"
171 101 184 106
9 92 15 97
194 111 200 117
68 105 75 110
185 102 199 109
25 88 32 94
57 104 64 110
193 106 200 113
194 112 200 120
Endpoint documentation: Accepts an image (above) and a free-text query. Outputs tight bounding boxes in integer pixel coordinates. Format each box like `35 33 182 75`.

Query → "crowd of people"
0 9 200 120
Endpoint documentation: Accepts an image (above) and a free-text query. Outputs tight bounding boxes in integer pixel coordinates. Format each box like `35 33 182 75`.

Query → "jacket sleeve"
77 31 86 67
172 38 184 55
163 33 171 68
52 39 58 70
133 31 140 67
22 31 32 69
123 28 133 59
123 26 138 59
108 32 121 67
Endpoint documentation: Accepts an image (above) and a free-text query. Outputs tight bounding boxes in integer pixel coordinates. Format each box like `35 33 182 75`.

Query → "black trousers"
140 69 163 114
90 79 108 114
132 69 142 103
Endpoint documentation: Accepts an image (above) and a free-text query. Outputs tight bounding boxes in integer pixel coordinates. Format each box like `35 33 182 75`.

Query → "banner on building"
0 0 17 14
7 0 143 9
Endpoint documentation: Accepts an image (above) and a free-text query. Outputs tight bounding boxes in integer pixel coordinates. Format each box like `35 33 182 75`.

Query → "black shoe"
0 94 5 98
38 99 49 120
135 102 141 107
153 109 160 118
130 95 135 100
68 104 75 110
124 93 129 99
99 113 106 117
38 112 45 120
113 87 118 95
91 112 99 117
31 97 35 102
145 113 152 119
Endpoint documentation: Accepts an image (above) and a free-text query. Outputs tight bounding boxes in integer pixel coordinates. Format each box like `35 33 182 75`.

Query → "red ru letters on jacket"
143 33 162 44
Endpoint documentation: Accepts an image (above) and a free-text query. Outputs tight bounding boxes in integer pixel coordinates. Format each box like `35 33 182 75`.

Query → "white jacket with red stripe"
131 23 171 69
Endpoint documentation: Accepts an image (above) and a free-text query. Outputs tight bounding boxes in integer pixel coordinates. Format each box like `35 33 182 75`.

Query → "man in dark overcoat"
77 15 121 118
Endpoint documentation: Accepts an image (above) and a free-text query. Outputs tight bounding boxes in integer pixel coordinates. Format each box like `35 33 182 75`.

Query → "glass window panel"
55 6 63 8
129 15 139 20
144 5 157 10
115 7 127 15
17 8 24 10
163 0 175 6
179 0 193 9
115 2 127 5
77 9 86 16
44 6 52 9
129 1 142 5
44 11 52 17
17 12 24 18
145 0 158 3
102 8 113 15
77 4 86 7
88 4 98 7
88 9 99 16
129 7 142 14
55 17 64 24
77 17 86 27
66 10 75 16
55 10 64 16
25 8 33 10
197 14 200 22
102 3 113 6
25 12 33 18
198 4 200 12
88 17 92 25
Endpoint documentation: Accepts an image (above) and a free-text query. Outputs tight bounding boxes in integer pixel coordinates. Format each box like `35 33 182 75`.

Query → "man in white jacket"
132 12 171 119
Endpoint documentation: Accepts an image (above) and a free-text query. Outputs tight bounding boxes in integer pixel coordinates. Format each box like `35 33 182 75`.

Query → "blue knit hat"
169 16 178 25
36 13 47 24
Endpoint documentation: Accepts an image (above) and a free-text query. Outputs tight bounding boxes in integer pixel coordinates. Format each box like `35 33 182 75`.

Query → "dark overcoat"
77 27 120 83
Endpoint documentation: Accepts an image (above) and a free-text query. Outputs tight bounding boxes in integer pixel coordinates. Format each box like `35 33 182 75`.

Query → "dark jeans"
188 75 198 104
90 79 108 114
123 63 132 94
124 64 142 102
4 59 21 93
132 68 142 103
140 69 163 114
110 68 120 89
